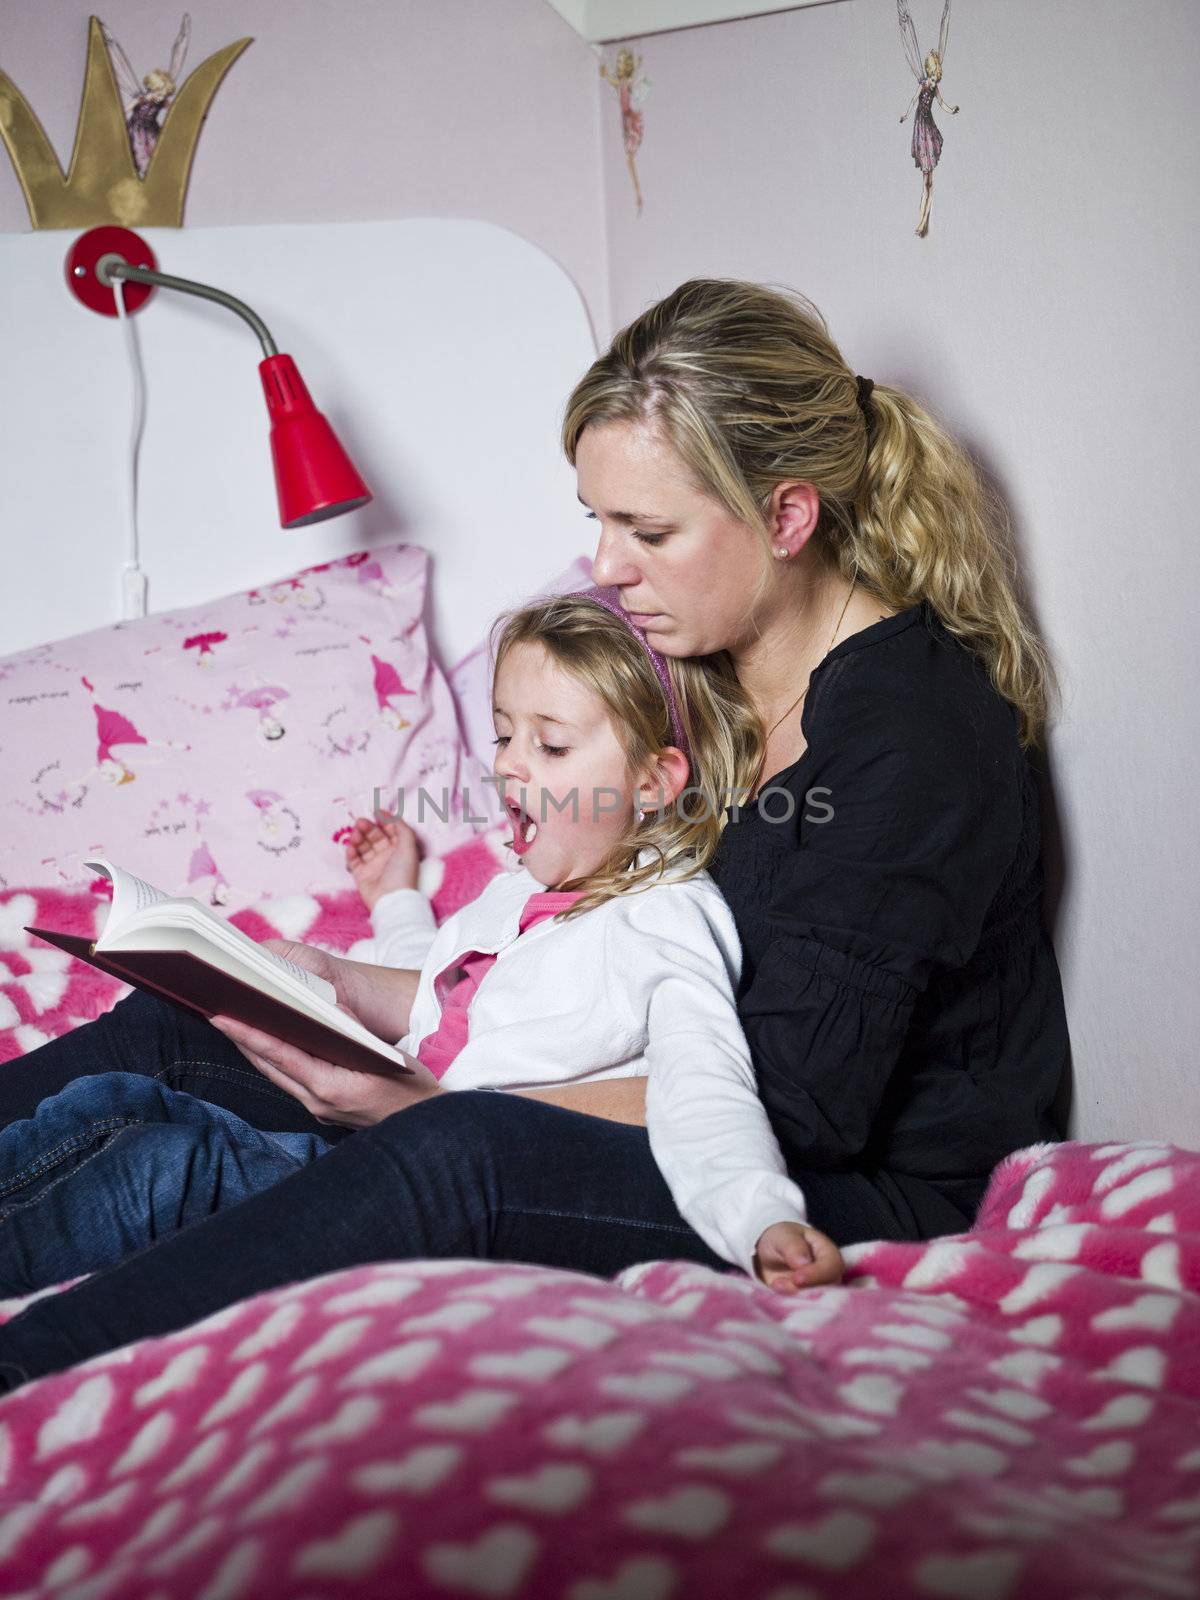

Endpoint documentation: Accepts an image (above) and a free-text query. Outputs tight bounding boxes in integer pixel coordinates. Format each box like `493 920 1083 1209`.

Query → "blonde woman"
0 280 1068 1389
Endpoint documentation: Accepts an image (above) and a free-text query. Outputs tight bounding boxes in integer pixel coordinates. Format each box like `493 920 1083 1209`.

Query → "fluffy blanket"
0 1139 1196 1599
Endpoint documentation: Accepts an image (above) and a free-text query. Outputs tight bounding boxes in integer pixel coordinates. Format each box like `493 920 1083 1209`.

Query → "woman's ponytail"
848 383 1054 747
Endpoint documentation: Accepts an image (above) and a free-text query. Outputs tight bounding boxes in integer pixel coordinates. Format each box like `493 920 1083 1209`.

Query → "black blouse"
708 599 1068 1192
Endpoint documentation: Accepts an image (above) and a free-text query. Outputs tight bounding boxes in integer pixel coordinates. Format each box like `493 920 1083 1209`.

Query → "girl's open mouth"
505 797 539 856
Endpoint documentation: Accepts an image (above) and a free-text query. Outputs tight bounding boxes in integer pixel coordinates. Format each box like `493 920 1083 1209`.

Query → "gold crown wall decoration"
0 15 251 230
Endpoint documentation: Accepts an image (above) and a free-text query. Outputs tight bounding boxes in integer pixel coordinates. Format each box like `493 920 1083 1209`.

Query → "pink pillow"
0 545 473 912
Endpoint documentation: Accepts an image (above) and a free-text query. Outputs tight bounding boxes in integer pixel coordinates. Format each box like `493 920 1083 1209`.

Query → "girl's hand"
753 1220 845 1293
210 1008 444 1130
344 813 421 911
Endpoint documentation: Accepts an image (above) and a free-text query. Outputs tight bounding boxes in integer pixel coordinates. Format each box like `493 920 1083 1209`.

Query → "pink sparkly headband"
572 585 691 767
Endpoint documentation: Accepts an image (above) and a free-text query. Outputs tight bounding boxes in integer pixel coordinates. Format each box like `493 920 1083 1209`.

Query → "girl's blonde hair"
490 594 764 920
561 279 1054 748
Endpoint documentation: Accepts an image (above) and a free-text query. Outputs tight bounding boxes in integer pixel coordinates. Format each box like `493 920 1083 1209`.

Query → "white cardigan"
370 855 809 1280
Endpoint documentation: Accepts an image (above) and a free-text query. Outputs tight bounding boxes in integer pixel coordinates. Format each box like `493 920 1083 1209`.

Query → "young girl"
0 589 838 1299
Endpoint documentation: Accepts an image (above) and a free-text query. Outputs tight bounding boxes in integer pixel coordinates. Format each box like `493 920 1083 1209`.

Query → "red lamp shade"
259 355 372 528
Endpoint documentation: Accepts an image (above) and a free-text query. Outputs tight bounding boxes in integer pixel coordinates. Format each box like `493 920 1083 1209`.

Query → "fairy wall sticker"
101 13 191 178
897 0 958 239
0 14 250 229
600 48 650 215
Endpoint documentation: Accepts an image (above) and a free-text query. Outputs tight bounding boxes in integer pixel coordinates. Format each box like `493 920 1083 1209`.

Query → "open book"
25 857 412 1077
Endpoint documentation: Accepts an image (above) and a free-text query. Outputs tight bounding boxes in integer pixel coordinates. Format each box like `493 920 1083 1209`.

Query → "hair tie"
855 374 875 411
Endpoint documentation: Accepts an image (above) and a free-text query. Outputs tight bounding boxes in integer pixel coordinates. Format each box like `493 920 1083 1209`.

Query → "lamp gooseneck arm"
95 253 278 358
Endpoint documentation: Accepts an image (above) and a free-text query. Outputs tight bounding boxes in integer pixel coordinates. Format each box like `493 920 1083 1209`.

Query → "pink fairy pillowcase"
0 544 475 911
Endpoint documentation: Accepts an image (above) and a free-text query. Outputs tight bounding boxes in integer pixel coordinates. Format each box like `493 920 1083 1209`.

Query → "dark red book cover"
25 927 412 1078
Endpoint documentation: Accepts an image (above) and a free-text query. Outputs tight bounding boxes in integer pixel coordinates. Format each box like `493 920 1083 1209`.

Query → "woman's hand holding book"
260 939 420 1045
209 940 442 1129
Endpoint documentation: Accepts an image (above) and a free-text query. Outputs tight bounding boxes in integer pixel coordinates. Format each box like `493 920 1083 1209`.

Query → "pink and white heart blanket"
0 1137 1197 1599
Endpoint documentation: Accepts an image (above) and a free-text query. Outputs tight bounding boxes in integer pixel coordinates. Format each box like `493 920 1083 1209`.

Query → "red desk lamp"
65 226 371 528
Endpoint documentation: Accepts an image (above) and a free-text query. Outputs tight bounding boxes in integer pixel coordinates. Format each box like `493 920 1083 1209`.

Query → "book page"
164 897 337 1004
85 856 171 932
89 857 337 1008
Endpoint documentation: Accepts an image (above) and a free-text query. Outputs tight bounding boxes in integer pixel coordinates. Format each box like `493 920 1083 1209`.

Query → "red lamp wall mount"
65 226 372 529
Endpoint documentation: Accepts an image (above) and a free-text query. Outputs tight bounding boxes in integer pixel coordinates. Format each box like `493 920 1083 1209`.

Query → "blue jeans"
0 990 982 1392
0 1074 332 1295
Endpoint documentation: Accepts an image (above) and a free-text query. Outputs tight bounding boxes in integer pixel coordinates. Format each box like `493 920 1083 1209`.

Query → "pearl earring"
774 549 788 560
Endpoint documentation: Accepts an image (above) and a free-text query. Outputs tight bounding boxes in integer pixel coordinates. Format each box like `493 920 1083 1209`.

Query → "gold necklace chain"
761 577 857 745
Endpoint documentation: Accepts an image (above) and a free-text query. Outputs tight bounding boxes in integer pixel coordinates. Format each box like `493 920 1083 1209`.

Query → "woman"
0 280 1068 1390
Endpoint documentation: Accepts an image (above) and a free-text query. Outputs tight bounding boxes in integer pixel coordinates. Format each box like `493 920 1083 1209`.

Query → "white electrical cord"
112 276 149 619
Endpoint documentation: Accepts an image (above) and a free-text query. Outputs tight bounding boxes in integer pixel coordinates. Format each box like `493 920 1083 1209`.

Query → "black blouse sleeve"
738 645 1023 1170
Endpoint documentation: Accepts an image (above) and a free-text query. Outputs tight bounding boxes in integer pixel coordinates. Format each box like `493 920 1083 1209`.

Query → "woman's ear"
769 480 821 556
637 747 690 816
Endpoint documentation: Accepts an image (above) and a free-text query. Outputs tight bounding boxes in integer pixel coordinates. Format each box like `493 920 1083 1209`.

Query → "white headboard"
0 217 598 669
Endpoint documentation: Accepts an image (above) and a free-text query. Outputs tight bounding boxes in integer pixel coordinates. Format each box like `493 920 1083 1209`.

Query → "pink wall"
594 0 1200 1147
0 0 611 339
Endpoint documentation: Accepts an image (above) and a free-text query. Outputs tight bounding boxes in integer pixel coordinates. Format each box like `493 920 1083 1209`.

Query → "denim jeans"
0 1073 332 1296
0 986 356 1137
0 990 981 1392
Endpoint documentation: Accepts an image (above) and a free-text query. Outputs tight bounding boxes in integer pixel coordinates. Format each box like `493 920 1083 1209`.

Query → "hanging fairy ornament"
897 0 959 239
600 48 651 215
100 13 191 177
